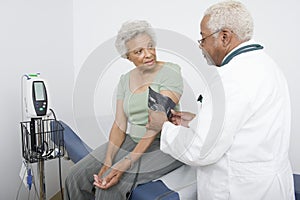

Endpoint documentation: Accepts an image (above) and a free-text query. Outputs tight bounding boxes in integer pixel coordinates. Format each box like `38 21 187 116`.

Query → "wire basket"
20 119 64 163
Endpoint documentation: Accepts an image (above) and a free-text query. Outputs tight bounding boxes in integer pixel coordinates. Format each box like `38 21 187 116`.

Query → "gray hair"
204 0 253 41
115 20 156 58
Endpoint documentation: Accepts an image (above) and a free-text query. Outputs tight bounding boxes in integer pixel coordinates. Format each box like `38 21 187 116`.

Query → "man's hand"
170 109 196 127
146 109 168 134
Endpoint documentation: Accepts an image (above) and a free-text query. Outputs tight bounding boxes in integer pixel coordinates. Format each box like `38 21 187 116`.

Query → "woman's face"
126 33 157 68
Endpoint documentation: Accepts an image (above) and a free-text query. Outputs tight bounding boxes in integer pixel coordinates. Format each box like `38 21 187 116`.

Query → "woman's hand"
93 158 131 190
170 109 196 127
97 162 111 180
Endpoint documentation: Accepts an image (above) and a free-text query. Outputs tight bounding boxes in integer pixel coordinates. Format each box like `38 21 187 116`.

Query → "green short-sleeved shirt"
117 62 183 142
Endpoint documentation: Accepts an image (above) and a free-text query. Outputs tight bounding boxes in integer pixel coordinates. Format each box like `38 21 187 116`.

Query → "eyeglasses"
198 30 221 45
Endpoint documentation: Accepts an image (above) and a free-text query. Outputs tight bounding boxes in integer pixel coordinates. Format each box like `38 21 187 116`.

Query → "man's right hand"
170 109 196 128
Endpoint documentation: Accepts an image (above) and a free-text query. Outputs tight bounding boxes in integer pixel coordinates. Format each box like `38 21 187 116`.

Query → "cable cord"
49 108 57 120
49 108 64 200
16 165 27 200
58 152 64 200
15 163 40 200
126 157 142 200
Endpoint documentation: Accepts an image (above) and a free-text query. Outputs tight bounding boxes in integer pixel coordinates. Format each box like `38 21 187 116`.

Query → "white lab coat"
160 40 295 200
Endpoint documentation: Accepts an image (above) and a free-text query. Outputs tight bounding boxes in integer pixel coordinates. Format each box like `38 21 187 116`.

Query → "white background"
0 0 299 199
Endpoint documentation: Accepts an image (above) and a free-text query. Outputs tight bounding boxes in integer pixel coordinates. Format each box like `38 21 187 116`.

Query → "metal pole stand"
38 159 46 200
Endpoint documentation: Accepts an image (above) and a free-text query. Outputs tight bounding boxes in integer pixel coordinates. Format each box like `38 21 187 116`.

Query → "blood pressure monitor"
32 81 48 116
23 74 50 118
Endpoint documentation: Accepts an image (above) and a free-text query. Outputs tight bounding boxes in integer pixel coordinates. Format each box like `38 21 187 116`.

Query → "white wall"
73 0 300 173
0 0 73 199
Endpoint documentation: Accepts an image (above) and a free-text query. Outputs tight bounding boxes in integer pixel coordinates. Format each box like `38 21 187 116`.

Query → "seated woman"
64 20 184 200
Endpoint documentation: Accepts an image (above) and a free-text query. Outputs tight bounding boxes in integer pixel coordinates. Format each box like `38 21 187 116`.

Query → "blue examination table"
58 121 300 200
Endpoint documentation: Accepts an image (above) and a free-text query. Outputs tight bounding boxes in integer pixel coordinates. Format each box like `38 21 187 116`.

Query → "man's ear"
126 54 131 61
220 29 233 47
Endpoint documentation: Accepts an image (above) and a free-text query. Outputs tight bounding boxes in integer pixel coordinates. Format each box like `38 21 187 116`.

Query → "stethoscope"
220 44 263 66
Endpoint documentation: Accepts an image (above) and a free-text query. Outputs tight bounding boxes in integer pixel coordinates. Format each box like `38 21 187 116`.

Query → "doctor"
146 1 295 199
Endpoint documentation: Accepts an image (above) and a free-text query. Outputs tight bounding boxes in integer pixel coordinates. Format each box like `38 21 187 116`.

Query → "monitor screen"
33 82 46 101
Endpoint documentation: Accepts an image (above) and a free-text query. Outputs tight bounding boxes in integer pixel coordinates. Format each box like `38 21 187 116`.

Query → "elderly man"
146 1 295 199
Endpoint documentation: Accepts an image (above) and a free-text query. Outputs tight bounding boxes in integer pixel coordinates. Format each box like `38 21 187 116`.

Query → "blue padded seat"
129 180 179 200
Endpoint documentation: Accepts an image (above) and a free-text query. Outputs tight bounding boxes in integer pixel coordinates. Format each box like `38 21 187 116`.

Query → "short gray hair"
204 0 253 41
115 20 156 58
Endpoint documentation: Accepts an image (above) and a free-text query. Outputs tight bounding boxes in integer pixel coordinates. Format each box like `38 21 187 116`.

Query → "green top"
117 62 183 142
